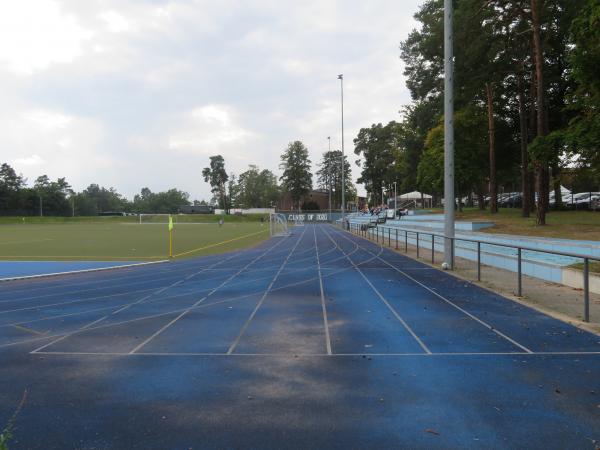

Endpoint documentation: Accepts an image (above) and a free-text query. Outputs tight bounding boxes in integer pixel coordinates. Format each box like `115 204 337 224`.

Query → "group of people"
359 204 409 217
360 204 387 215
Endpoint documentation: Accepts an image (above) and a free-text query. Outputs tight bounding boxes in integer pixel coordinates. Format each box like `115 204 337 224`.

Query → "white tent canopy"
397 191 432 200
387 191 433 209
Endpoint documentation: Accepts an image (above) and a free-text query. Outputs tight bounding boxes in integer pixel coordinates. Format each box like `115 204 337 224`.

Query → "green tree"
202 155 229 212
0 163 25 213
562 0 600 174
417 107 489 209
227 173 238 209
279 141 312 209
353 122 401 205
74 184 130 215
33 175 71 216
132 188 190 213
236 165 280 208
316 150 355 209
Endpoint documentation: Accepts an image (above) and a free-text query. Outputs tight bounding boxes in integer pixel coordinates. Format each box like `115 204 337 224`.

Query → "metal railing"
342 220 600 322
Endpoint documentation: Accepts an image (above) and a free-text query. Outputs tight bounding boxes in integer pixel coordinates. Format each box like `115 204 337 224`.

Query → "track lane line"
1 236 378 350
128 228 292 354
333 225 534 354
226 226 308 355
29 246 252 354
314 225 332 356
322 225 431 355
32 351 600 357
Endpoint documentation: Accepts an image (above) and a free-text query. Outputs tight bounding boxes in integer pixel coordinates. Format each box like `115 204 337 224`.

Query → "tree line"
353 0 599 224
1 139 356 215
0 162 190 216
202 141 355 212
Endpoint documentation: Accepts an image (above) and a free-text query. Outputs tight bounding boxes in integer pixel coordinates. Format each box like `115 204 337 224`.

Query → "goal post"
138 213 215 224
269 213 289 237
138 213 171 224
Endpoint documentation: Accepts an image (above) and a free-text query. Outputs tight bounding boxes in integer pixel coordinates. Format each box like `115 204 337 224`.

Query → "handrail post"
517 248 522 297
405 230 408 252
395 229 398 250
477 241 481 281
584 258 590 322
388 228 391 247
431 234 435 263
376 227 379 243
416 232 420 258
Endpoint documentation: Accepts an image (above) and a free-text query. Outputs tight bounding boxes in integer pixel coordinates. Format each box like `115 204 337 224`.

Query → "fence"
276 210 346 223
342 221 600 323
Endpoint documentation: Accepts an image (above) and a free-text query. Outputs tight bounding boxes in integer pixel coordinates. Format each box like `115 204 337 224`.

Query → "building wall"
277 190 330 211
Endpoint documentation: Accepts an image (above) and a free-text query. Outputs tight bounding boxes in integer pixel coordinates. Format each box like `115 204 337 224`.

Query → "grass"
428 207 600 241
569 261 600 274
0 390 27 450
0 221 271 261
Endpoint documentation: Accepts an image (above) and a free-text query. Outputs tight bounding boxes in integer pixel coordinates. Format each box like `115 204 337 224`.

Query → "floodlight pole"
338 74 345 221
394 181 397 217
444 0 455 269
328 136 332 220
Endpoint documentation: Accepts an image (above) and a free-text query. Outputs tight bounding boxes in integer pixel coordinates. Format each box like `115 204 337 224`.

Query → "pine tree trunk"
478 189 485 210
553 164 562 209
531 0 548 225
486 83 497 214
517 72 530 218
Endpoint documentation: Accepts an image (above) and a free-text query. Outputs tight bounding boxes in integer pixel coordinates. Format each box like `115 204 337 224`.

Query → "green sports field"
0 220 271 261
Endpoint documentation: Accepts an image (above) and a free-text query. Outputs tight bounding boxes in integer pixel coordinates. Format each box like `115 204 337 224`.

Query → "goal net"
269 213 289 237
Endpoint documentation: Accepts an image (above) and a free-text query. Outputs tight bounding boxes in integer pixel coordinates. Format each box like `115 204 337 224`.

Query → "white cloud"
13 154 45 166
168 105 259 154
2 107 108 187
23 109 72 131
0 0 422 199
0 0 92 74
99 10 132 33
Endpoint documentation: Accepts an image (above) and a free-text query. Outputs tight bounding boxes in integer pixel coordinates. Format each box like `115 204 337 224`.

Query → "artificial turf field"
0 221 269 260
1 224 600 449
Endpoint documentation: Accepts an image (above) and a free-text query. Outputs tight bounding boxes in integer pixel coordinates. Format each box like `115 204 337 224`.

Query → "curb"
0 260 170 283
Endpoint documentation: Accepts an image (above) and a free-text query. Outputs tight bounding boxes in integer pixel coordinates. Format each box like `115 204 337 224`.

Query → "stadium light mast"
338 74 345 221
444 0 455 269
327 136 332 219
393 181 397 217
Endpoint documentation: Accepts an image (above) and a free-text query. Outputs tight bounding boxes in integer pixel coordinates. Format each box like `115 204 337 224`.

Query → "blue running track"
0 224 599 449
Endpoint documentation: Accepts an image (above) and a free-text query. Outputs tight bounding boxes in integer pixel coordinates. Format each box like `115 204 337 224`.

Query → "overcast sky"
1 0 422 201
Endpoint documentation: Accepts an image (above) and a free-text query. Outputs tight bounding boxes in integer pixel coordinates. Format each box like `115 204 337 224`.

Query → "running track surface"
1 224 599 449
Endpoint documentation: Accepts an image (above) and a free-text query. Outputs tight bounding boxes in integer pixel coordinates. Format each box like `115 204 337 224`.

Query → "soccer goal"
138 213 170 224
138 214 212 224
269 213 289 237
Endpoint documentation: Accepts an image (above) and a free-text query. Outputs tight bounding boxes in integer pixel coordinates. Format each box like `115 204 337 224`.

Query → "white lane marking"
2 239 380 351
322 226 431 355
314 225 332 355
334 226 535 354
226 226 308 355
2 271 282 330
0 260 169 283
29 350 600 357
29 248 249 354
129 231 290 354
